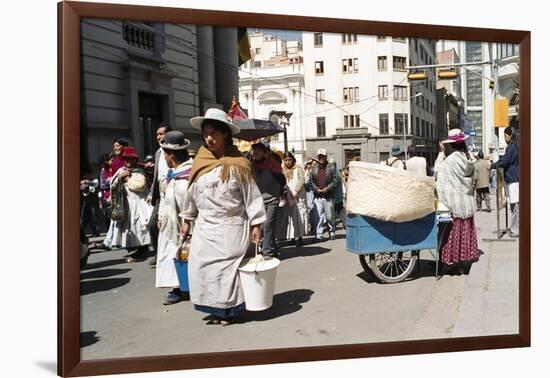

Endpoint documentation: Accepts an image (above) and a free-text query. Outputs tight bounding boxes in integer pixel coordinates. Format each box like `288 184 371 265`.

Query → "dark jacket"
253 159 286 204
308 163 338 198
150 148 162 206
491 141 519 183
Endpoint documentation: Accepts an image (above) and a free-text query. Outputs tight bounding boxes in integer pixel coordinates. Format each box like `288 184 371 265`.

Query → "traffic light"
408 71 428 81
489 80 495 90
438 68 457 79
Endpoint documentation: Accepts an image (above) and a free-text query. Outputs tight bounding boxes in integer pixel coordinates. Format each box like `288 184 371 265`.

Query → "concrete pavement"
80 200 518 360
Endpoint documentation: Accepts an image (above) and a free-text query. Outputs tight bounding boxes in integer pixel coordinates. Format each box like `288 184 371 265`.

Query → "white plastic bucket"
238 257 280 311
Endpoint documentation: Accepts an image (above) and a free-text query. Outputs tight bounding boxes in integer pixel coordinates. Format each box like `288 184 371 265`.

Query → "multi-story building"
238 31 306 162
80 19 239 170
436 88 460 143
303 32 439 169
436 40 519 155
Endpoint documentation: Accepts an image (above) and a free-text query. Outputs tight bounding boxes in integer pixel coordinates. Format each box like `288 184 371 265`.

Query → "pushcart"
346 212 451 283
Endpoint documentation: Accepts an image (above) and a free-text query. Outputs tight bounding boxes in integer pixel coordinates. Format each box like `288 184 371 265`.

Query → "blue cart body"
346 212 438 254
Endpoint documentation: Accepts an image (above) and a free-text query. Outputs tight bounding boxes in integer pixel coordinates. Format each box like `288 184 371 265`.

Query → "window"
344 115 359 128
393 56 407 70
255 47 261 54
467 71 483 106
392 36 406 42
378 56 387 70
343 58 358 73
355 114 360 127
416 117 420 135
316 89 325 103
342 33 357 44
314 32 323 47
315 61 324 75
343 87 359 102
394 85 407 100
316 117 326 137
498 43 519 59
379 114 389 135
394 113 408 135
254 61 262 68
466 41 482 62
414 39 418 53
420 120 426 137
377 36 386 41
378 85 388 100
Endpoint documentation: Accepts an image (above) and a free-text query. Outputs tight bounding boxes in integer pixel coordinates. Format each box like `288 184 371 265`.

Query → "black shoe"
329 235 336 241
295 238 303 247
162 289 188 305
148 256 157 266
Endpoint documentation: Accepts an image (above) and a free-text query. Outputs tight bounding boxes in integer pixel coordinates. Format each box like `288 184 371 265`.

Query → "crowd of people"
79 107 519 324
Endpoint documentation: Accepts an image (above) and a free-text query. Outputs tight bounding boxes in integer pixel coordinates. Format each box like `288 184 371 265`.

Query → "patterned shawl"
435 151 476 219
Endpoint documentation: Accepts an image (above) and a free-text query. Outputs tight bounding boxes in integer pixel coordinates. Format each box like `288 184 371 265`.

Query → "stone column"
213 27 239 110
197 25 217 112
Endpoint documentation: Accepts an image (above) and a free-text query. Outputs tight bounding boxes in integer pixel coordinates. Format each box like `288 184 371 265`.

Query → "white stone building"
302 32 439 168
238 32 306 163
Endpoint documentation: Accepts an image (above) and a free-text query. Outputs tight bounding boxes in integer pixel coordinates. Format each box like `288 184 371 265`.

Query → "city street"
80 198 518 360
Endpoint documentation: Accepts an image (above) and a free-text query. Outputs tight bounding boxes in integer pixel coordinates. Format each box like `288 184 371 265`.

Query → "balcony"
123 22 156 51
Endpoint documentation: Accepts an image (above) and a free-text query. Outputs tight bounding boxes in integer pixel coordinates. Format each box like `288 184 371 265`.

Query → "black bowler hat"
160 131 191 150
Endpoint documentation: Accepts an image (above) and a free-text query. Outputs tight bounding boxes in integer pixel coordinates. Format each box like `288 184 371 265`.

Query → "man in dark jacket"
308 149 338 241
491 126 519 237
251 141 286 258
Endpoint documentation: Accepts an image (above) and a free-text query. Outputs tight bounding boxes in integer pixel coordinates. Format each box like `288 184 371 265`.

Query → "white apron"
111 169 153 248
155 161 192 288
182 166 266 309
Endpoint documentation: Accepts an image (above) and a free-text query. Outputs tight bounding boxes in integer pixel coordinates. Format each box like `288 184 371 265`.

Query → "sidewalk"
452 196 519 337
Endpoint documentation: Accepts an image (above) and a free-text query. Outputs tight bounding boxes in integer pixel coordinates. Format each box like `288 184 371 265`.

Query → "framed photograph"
58 1 530 376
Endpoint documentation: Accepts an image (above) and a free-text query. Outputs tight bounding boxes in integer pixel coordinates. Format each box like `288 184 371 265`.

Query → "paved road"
80 201 518 360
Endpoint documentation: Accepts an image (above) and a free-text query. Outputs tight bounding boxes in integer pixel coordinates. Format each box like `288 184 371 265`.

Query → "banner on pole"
494 98 509 127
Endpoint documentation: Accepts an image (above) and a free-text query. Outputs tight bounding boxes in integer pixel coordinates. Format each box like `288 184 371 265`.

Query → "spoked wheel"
361 251 418 283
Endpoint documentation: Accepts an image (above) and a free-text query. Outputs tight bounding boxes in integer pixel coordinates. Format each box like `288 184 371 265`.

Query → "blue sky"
249 28 302 41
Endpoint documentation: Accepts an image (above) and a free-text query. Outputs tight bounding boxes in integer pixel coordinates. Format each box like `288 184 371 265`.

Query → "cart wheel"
359 255 371 272
367 251 417 283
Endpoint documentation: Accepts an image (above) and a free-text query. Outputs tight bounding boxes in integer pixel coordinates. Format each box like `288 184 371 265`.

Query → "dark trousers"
335 202 347 229
262 200 279 257
148 202 160 255
81 203 100 236
475 187 491 210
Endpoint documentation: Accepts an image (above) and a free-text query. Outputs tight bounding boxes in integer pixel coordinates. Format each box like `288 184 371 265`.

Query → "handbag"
109 181 127 222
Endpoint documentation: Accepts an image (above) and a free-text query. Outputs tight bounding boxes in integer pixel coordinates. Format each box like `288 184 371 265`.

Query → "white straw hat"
190 108 240 136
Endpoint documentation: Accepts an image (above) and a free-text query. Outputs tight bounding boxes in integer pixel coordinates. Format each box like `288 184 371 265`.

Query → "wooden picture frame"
58 1 530 376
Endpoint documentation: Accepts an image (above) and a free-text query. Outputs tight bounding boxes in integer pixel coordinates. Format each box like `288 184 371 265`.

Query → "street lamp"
404 92 423 160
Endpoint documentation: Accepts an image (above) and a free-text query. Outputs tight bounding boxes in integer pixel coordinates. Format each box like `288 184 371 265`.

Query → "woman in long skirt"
435 129 479 274
181 108 266 326
155 131 193 305
280 152 308 247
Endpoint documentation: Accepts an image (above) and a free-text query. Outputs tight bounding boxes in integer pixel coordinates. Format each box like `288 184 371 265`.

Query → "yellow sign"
494 98 509 127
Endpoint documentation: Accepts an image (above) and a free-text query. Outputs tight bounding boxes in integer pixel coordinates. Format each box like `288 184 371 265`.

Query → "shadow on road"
355 269 378 284
279 246 331 261
80 268 132 281
236 289 314 323
81 258 127 271
80 277 130 296
80 331 101 348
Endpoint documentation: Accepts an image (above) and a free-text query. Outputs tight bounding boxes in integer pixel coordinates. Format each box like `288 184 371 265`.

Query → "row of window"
315 58 359 75
315 85 434 104
315 115 435 137
412 38 435 66
313 32 408 47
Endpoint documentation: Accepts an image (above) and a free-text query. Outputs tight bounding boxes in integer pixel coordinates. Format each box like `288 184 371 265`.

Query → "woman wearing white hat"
180 108 266 325
155 131 193 305
435 128 479 275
